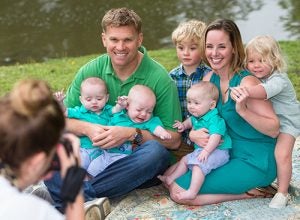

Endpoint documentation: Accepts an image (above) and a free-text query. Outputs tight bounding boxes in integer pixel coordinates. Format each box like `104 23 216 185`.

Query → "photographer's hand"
57 133 80 177
57 133 84 220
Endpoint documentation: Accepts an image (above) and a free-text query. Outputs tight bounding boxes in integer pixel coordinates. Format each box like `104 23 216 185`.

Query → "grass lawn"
0 41 299 98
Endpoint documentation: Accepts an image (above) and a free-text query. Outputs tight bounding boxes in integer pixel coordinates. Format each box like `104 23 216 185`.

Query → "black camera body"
49 137 73 171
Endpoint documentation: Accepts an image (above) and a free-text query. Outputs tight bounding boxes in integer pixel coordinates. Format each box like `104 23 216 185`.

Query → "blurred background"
0 0 299 65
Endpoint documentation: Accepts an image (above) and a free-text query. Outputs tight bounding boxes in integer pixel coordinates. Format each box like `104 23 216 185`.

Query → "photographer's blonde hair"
0 79 65 172
245 35 287 73
172 19 206 45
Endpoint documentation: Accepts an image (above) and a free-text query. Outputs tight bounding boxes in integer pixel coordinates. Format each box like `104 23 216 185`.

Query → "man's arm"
66 118 105 141
143 129 181 149
89 125 181 150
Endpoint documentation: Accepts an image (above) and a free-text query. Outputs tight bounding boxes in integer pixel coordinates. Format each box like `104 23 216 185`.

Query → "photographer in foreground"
0 79 85 220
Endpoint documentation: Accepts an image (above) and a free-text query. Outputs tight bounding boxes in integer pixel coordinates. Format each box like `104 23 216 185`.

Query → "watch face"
133 128 143 145
134 133 143 144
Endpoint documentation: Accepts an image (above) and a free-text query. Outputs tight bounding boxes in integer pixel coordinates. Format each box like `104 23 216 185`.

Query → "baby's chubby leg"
175 165 205 200
158 156 189 186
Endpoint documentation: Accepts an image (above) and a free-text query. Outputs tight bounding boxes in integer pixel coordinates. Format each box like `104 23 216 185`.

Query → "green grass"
0 41 300 99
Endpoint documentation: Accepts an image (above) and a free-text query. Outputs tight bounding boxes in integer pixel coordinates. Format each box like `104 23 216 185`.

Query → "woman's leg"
170 156 276 205
169 182 248 206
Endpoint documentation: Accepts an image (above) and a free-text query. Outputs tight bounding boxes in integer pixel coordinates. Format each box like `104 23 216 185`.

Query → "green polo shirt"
191 108 232 150
64 46 182 131
67 104 113 149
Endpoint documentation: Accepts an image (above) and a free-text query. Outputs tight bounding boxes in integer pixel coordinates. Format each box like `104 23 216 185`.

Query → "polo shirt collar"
79 104 109 115
197 108 218 121
176 64 206 78
79 105 89 113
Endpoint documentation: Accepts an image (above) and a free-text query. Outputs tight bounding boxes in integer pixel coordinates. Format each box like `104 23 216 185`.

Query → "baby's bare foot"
157 175 167 183
157 175 173 186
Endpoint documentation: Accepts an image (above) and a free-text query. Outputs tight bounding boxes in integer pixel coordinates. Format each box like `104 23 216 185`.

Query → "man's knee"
141 140 169 159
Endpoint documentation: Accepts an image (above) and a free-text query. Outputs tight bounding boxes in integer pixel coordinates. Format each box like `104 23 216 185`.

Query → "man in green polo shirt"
45 7 182 211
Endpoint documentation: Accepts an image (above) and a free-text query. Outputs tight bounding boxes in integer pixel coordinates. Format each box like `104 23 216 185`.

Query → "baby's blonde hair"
81 77 107 94
245 35 287 73
128 85 156 106
172 20 206 45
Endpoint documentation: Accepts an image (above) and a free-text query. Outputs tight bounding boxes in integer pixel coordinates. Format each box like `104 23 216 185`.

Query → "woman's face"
205 30 234 74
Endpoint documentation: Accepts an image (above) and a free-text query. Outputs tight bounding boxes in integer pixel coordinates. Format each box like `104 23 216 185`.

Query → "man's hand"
84 123 105 141
91 126 134 149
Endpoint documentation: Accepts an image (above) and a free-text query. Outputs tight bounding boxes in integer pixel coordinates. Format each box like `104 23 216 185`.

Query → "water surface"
0 0 299 65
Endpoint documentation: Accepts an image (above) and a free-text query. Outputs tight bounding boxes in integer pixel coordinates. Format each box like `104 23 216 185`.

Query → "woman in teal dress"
167 19 280 205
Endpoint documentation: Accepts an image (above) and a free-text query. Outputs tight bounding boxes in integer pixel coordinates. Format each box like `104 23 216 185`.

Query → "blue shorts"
187 148 229 175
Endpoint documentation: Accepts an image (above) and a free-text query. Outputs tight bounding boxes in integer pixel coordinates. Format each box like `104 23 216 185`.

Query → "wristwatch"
132 128 143 147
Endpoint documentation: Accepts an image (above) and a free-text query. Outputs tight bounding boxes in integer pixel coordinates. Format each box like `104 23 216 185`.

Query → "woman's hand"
233 76 280 138
189 128 210 147
230 86 249 115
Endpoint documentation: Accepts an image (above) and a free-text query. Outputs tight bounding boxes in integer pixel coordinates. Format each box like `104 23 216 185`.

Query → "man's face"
102 25 143 70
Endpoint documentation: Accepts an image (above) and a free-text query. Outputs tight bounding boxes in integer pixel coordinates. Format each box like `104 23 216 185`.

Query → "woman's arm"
58 134 85 220
231 84 267 99
232 76 279 138
65 192 85 220
189 128 210 147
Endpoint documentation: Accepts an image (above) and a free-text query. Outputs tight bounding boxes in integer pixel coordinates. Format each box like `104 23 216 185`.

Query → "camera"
49 137 73 171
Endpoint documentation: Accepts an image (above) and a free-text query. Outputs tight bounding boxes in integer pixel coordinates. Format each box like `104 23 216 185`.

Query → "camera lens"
49 153 60 171
48 137 73 171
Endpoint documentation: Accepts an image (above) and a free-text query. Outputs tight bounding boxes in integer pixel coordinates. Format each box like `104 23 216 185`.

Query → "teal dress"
176 70 277 194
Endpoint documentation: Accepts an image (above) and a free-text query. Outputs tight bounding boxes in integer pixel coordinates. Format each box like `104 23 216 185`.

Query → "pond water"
0 0 299 65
